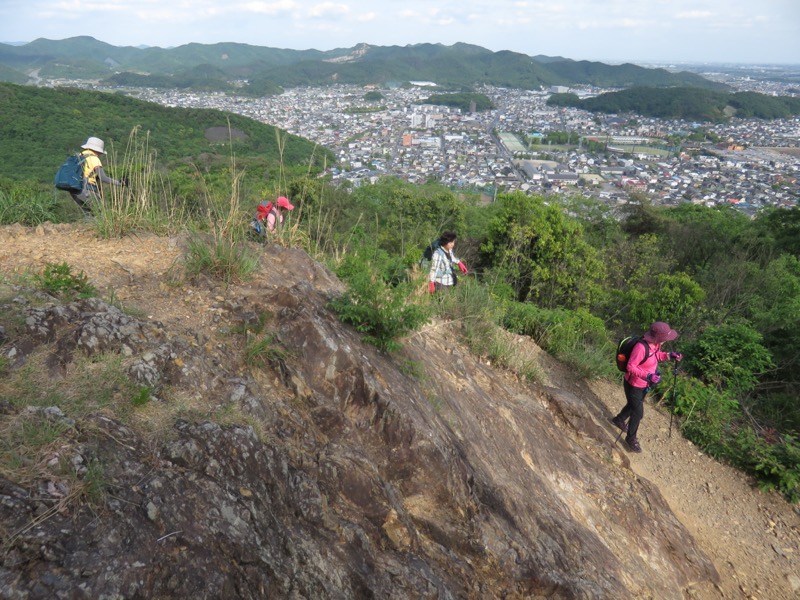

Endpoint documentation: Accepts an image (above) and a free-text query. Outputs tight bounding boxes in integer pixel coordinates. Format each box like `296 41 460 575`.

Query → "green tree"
480 192 605 308
626 272 705 331
753 207 800 258
350 179 466 262
661 204 752 274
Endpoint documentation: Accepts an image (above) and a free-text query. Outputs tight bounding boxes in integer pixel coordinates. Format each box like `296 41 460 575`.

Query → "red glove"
458 261 468 274
428 281 436 294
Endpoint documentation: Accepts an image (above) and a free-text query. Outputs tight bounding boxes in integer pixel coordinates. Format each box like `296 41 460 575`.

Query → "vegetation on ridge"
419 93 495 112
0 82 331 185
548 86 800 122
0 36 728 92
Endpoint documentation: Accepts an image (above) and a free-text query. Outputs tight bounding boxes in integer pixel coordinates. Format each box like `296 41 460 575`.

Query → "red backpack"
256 201 276 222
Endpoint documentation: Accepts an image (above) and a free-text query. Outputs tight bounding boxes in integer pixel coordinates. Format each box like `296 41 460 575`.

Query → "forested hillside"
0 82 330 185
418 92 495 112
548 86 800 121
0 37 728 92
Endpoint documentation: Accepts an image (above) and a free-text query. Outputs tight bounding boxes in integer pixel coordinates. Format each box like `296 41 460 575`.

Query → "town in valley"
84 67 800 213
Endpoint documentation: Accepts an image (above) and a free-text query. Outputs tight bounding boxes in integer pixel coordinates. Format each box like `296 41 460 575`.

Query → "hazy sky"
2 0 799 65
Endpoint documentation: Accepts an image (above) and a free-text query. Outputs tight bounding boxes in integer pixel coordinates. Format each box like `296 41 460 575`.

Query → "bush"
185 234 260 285
330 253 429 353
36 262 97 300
683 322 774 393
731 429 800 501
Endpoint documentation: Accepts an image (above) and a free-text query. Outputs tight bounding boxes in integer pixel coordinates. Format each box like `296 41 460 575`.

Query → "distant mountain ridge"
0 36 727 93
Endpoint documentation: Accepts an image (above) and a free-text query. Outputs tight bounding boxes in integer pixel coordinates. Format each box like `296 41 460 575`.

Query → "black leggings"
617 380 648 440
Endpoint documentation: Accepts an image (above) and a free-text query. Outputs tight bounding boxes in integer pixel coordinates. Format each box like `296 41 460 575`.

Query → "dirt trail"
1 223 800 599
586 377 800 599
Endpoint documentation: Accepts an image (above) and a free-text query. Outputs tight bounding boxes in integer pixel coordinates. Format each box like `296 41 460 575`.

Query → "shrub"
36 262 97 300
729 428 798 499
185 234 260 285
330 253 429 353
683 322 774 393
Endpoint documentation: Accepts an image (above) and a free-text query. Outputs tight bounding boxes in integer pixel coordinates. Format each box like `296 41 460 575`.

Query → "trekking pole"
614 427 625 446
668 359 679 438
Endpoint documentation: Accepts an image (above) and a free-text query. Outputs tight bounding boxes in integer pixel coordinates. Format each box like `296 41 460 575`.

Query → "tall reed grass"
94 127 188 238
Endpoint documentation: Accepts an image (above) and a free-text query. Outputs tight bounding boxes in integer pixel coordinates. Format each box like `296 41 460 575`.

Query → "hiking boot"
626 437 642 453
611 416 628 432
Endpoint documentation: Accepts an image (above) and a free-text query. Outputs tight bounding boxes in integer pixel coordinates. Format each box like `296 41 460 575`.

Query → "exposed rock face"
0 247 718 599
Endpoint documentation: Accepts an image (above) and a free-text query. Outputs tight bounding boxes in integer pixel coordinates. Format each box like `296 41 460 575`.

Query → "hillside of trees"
0 82 330 186
418 93 495 112
548 86 800 121
0 37 729 93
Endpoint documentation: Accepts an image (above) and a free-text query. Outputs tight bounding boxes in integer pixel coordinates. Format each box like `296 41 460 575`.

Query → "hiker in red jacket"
611 321 682 453
252 196 294 235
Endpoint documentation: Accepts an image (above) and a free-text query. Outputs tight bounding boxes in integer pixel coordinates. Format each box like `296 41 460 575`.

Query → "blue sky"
2 0 798 65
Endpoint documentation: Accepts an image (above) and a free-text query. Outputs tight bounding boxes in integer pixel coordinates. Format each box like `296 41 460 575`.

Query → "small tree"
480 192 605 309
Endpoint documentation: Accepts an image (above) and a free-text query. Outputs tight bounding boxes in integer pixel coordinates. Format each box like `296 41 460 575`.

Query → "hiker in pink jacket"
611 321 682 453
252 196 295 235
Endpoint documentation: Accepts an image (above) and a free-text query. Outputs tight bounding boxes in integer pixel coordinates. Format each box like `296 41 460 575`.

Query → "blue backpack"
54 153 86 193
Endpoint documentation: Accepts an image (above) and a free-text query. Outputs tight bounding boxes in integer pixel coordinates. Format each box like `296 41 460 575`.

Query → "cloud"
675 10 714 19
305 2 350 18
239 0 298 15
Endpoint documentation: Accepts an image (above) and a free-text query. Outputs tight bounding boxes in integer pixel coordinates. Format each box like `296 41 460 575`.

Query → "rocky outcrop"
0 247 718 599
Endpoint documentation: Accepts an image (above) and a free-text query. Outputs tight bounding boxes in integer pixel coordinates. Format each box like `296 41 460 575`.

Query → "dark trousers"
616 380 648 441
70 187 98 215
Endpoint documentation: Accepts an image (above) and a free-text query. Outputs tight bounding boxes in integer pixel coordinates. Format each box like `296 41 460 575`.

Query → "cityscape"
110 71 800 214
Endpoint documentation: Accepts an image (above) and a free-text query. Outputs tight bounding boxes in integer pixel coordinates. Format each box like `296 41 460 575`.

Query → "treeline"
418 93 494 112
548 87 800 122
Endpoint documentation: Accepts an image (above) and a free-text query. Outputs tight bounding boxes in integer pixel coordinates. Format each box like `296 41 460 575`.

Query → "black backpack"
421 238 441 262
54 153 87 193
615 335 650 372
